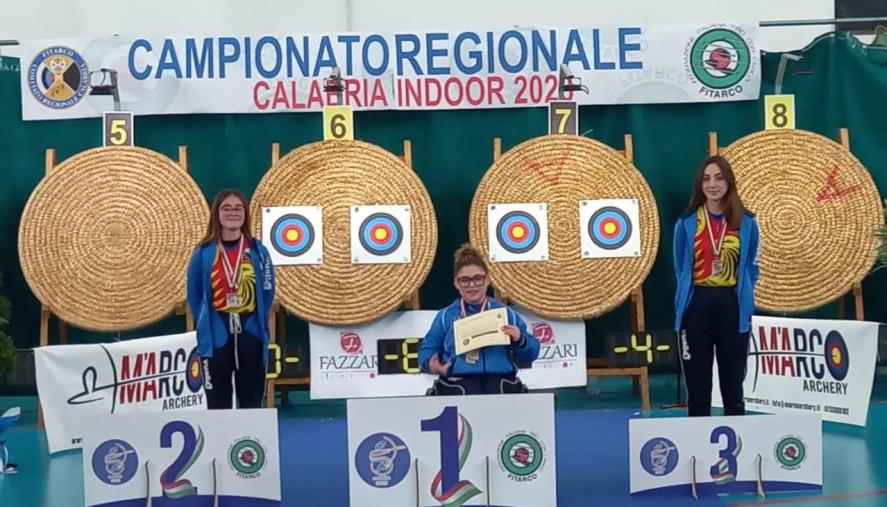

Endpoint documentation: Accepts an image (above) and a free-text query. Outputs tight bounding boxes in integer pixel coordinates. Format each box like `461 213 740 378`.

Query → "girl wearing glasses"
187 189 276 409
418 243 540 395
673 155 760 417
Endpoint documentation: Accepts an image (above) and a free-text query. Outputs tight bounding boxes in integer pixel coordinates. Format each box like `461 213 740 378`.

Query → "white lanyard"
460 297 490 318
703 206 727 256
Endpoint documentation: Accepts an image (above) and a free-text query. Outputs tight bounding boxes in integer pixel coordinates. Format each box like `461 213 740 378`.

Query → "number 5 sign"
103 112 134 146
81 409 281 507
348 393 557 507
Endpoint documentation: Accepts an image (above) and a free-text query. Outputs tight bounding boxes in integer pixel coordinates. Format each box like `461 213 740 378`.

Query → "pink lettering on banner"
396 76 507 108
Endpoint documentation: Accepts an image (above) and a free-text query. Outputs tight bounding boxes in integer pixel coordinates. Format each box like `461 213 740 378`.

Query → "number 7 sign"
548 101 578 135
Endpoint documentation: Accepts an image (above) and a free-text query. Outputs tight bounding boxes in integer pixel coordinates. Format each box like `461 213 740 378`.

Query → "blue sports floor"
2 374 886 507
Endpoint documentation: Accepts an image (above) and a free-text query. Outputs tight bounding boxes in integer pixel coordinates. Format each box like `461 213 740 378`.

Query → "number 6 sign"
323 105 354 140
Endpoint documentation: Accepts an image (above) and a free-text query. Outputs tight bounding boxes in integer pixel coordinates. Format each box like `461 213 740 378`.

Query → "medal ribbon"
219 235 245 290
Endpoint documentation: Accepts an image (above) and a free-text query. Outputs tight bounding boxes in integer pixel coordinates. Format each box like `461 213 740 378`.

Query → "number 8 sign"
764 95 795 130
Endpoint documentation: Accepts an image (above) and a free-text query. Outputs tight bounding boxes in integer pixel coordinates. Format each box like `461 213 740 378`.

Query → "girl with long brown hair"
187 189 275 409
673 155 760 417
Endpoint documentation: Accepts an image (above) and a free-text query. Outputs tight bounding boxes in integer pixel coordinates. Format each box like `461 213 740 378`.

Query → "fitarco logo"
775 435 807 471
497 431 546 482
684 24 756 98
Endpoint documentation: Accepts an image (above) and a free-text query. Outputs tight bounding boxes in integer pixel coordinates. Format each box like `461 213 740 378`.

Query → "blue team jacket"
186 238 276 358
673 209 760 333
418 297 540 376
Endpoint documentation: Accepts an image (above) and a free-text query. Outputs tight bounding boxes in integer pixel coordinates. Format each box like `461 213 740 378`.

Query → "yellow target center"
374 228 389 241
831 348 842 365
512 226 526 239
191 362 199 377
286 229 300 242
604 222 617 235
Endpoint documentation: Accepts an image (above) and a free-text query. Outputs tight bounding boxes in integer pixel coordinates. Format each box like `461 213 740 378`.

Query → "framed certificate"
454 308 509 355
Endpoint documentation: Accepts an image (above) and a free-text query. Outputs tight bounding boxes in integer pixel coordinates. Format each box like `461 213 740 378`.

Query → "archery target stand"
263 140 424 408
30 146 200 428
489 137 650 410
708 128 869 321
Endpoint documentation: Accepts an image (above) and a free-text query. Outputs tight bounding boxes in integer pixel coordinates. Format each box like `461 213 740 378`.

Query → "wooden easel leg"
185 306 194 331
178 146 189 173
59 320 68 345
266 303 281 408
640 366 651 411
277 308 287 341
852 283 864 320
403 291 421 311
630 288 649 402
402 140 413 168
37 306 51 429
266 380 276 408
630 288 646 333
39 306 50 347
837 295 846 320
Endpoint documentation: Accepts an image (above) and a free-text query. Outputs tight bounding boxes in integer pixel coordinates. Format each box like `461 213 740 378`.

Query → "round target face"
359 213 403 256
496 211 540 254
824 330 849 381
588 206 633 250
270 214 316 257
186 348 203 393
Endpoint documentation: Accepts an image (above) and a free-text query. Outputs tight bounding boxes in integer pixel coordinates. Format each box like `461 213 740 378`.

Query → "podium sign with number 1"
103 112 134 146
764 95 795 130
323 106 354 140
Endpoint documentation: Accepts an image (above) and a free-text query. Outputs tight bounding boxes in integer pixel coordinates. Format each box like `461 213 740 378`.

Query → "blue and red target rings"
250 140 438 325
469 135 659 319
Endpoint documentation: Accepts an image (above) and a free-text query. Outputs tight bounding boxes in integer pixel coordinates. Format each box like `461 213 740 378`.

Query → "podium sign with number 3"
764 95 795 130
323 106 354 140
103 112 134 146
